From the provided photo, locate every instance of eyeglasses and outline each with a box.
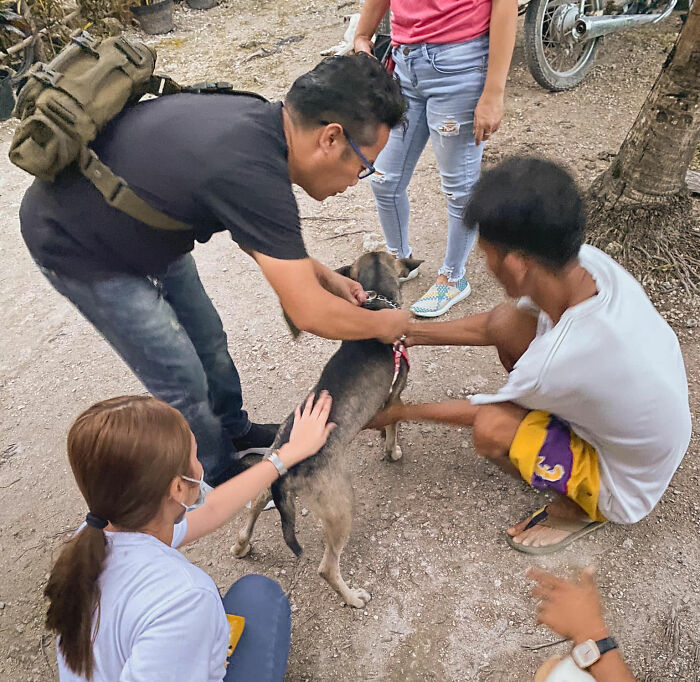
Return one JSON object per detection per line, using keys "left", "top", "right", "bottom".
{"left": 319, "top": 121, "right": 376, "bottom": 179}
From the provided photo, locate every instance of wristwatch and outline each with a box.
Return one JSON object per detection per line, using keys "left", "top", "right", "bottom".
{"left": 571, "top": 637, "right": 618, "bottom": 668}
{"left": 264, "top": 450, "right": 288, "bottom": 477}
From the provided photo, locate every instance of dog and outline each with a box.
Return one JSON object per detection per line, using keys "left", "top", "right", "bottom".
{"left": 233, "top": 251, "right": 421, "bottom": 607}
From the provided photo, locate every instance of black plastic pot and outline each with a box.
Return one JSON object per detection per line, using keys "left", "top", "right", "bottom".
{"left": 186, "top": 0, "right": 217, "bottom": 9}
{"left": 132, "top": 0, "right": 175, "bottom": 34}
{"left": 0, "top": 68, "right": 15, "bottom": 121}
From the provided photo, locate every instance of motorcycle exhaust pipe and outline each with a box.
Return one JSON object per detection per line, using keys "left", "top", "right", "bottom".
{"left": 573, "top": 0, "right": 677, "bottom": 41}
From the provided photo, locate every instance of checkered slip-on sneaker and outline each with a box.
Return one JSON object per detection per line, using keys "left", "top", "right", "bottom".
{"left": 410, "top": 277, "right": 471, "bottom": 318}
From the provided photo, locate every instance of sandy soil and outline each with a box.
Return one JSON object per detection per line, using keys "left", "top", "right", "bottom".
{"left": 0, "top": 2, "right": 698, "bottom": 680}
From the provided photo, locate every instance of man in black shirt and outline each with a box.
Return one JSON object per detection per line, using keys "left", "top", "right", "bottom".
{"left": 20, "top": 55, "right": 409, "bottom": 485}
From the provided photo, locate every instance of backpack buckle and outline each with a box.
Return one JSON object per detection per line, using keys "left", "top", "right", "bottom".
{"left": 115, "top": 36, "right": 149, "bottom": 67}
{"left": 71, "top": 32, "right": 100, "bottom": 57}
{"left": 33, "top": 64, "right": 62, "bottom": 87}
{"left": 79, "top": 148, "right": 124, "bottom": 201}
{"left": 154, "top": 75, "right": 180, "bottom": 95}
{"left": 185, "top": 81, "right": 233, "bottom": 94}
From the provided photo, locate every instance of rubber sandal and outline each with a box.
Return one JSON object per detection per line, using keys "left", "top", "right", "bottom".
{"left": 506, "top": 505, "right": 607, "bottom": 555}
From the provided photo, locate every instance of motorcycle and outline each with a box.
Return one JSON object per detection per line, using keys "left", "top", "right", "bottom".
{"left": 520, "top": 0, "right": 685, "bottom": 90}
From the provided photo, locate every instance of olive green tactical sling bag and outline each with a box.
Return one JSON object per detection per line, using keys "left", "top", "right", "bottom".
{"left": 9, "top": 31, "right": 264, "bottom": 231}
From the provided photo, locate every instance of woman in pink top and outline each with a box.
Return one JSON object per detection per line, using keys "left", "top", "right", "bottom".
{"left": 355, "top": 0, "right": 517, "bottom": 317}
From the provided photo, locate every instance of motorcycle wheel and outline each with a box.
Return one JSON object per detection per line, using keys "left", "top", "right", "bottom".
{"left": 524, "top": 0, "right": 602, "bottom": 91}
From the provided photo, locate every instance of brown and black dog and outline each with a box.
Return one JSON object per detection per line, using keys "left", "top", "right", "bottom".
{"left": 233, "top": 251, "right": 421, "bottom": 607}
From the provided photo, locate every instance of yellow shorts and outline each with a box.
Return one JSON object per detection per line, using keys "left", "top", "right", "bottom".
{"left": 509, "top": 410, "right": 606, "bottom": 522}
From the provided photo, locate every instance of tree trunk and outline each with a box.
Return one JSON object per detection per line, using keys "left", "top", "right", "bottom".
{"left": 592, "top": 4, "right": 700, "bottom": 204}
{"left": 588, "top": 7, "right": 700, "bottom": 298}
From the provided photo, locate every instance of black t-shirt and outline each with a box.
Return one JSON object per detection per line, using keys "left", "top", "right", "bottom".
{"left": 20, "top": 94, "right": 307, "bottom": 279}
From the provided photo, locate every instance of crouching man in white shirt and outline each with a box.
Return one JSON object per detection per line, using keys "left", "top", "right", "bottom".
{"left": 368, "top": 156, "right": 691, "bottom": 555}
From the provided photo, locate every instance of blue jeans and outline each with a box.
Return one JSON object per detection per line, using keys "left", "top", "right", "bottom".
{"left": 37, "top": 254, "right": 249, "bottom": 483}
{"left": 371, "top": 35, "right": 489, "bottom": 282}
{"left": 223, "top": 575, "right": 291, "bottom": 681}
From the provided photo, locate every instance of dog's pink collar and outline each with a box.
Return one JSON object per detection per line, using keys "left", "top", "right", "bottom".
{"left": 391, "top": 339, "right": 410, "bottom": 389}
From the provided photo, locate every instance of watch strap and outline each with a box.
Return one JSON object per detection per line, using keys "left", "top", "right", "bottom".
{"left": 264, "top": 450, "right": 288, "bottom": 477}
{"left": 595, "top": 636, "right": 618, "bottom": 656}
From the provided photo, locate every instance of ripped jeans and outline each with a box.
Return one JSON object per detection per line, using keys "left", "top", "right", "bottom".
{"left": 371, "top": 35, "right": 489, "bottom": 282}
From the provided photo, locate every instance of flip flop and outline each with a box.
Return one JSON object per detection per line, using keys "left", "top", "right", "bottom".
{"left": 506, "top": 505, "right": 607, "bottom": 555}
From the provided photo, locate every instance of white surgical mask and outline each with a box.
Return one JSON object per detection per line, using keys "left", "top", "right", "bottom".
{"left": 179, "top": 472, "right": 213, "bottom": 512}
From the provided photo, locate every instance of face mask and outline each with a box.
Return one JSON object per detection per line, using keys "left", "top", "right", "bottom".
{"left": 179, "top": 472, "right": 213, "bottom": 512}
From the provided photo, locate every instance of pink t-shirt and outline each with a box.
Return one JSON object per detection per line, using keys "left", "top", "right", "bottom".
{"left": 390, "top": 0, "right": 492, "bottom": 45}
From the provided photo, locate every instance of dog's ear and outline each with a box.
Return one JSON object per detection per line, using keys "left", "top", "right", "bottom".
{"left": 394, "top": 257, "right": 424, "bottom": 279}
{"left": 335, "top": 264, "right": 353, "bottom": 279}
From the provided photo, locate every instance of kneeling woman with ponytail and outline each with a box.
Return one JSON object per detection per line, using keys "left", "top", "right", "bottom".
{"left": 45, "top": 392, "right": 335, "bottom": 681}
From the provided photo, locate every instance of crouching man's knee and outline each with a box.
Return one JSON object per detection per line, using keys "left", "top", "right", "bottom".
{"left": 472, "top": 404, "right": 524, "bottom": 460}
{"left": 484, "top": 303, "right": 518, "bottom": 342}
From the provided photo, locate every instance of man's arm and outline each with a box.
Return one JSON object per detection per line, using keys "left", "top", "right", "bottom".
{"left": 473, "top": 0, "right": 518, "bottom": 144}
{"left": 528, "top": 567, "right": 637, "bottom": 682}
{"left": 367, "top": 400, "right": 480, "bottom": 429}
{"left": 253, "top": 251, "right": 408, "bottom": 343}
{"left": 353, "top": 0, "right": 391, "bottom": 55}
{"left": 406, "top": 312, "right": 492, "bottom": 347}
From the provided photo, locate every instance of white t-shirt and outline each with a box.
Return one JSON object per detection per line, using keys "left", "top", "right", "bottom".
{"left": 471, "top": 245, "right": 691, "bottom": 524}
{"left": 57, "top": 518, "right": 230, "bottom": 682}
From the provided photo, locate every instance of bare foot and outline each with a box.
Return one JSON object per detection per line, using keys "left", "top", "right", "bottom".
{"left": 507, "top": 499, "right": 592, "bottom": 550}
{"left": 436, "top": 274, "right": 458, "bottom": 286}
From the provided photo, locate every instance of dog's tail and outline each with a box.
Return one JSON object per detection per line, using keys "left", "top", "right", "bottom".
{"left": 271, "top": 479, "right": 303, "bottom": 557}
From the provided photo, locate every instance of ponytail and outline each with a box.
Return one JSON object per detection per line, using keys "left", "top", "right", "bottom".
{"left": 44, "top": 395, "right": 192, "bottom": 679}
{"left": 45, "top": 524, "right": 107, "bottom": 680}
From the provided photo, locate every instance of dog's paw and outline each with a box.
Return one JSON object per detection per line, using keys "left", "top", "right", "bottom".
{"left": 389, "top": 444, "right": 403, "bottom": 461}
{"left": 232, "top": 540, "right": 251, "bottom": 558}
{"left": 345, "top": 588, "right": 372, "bottom": 608}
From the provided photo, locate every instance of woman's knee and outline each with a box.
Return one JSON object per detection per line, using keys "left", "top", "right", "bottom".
{"left": 223, "top": 575, "right": 290, "bottom": 682}
{"left": 370, "top": 168, "right": 403, "bottom": 198}
{"left": 224, "top": 574, "right": 290, "bottom": 616}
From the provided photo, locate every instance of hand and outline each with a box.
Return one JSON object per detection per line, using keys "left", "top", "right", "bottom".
{"left": 473, "top": 91, "right": 504, "bottom": 145}
{"left": 528, "top": 566, "right": 609, "bottom": 644}
{"left": 324, "top": 270, "right": 367, "bottom": 305}
{"left": 353, "top": 35, "right": 374, "bottom": 55}
{"left": 282, "top": 392, "right": 336, "bottom": 466}
{"left": 374, "top": 308, "right": 411, "bottom": 344}
{"left": 365, "top": 404, "right": 404, "bottom": 430}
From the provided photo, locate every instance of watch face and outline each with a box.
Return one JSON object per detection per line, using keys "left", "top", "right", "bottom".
{"left": 572, "top": 640, "right": 600, "bottom": 668}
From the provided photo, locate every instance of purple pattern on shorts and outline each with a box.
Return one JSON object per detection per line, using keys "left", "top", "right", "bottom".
{"left": 531, "top": 416, "right": 573, "bottom": 496}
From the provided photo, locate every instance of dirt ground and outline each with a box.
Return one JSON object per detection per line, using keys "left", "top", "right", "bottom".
{"left": 1, "top": 2, "right": 698, "bottom": 681}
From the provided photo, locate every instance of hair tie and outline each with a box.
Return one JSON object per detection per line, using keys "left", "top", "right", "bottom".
{"left": 85, "top": 512, "right": 108, "bottom": 530}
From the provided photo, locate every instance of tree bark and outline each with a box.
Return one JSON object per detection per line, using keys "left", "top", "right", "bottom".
{"left": 593, "top": 4, "right": 700, "bottom": 205}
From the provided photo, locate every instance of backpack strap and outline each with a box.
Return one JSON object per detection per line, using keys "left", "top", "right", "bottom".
{"left": 146, "top": 74, "right": 183, "bottom": 97}
{"left": 79, "top": 147, "right": 191, "bottom": 231}
{"left": 76, "top": 77, "right": 267, "bottom": 232}
{"left": 78, "top": 73, "right": 190, "bottom": 231}
{"left": 183, "top": 81, "right": 268, "bottom": 102}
